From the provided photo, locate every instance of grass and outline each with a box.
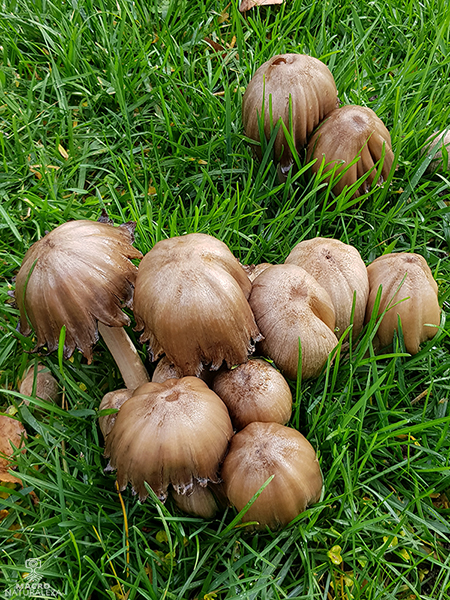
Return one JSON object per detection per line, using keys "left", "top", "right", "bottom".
{"left": 0, "top": 0, "right": 450, "bottom": 598}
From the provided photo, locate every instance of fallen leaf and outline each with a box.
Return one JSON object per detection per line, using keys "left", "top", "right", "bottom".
{"left": 239, "top": 0, "right": 284, "bottom": 12}
{"left": 58, "top": 144, "right": 69, "bottom": 159}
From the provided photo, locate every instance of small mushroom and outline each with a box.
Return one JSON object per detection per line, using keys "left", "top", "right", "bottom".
{"left": 213, "top": 358, "right": 292, "bottom": 430}
{"left": 104, "top": 377, "right": 233, "bottom": 501}
{"left": 285, "top": 237, "right": 369, "bottom": 338}
{"left": 14, "top": 219, "right": 149, "bottom": 390}
{"left": 306, "top": 105, "right": 394, "bottom": 197}
{"left": 170, "top": 482, "right": 226, "bottom": 519}
{"left": 134, "top": 233, "right": 262, "bottom": 376}
{"left": 423, "top": 130, "right": 450, "bottom": 172}
{"left": 98, "top": 388, "right": 134, "bottom": 439}
{"left": 366, "top": 253, "right": 441, "bottom": 354}
{"left": 0, "top": 414, "right": 27, "bottom": 485}
{"left": 221, "top": 421, "right": 322, "bottom": 530}
{"left": 249, "top": 264, "right": 338, "bottom": 380}
{"left": 242, "top": 54, "right": 338, "bottom": 175}
{"left": 241, "top": 262, "right": 272, "bottom": 283}
{"left": 19, "top": 363, "right": 60, "bottom": 405}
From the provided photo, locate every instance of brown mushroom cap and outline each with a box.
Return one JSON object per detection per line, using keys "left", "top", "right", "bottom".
{"left": 134, "top": 233, "right": 262, "bottom": 376}
{"left": 104, "top": 377, "right": 234, "bottom": 501}
{"left": 170, "top": 482, "right": 226, "bottom": 519}
{"left": 221, "top": 421, "right": 323, "bottom": 530}
{"left": 424, "top": 130, "right": 450, "bottom": 172}
{"left": 0, "top": 414, "right": 27, "bottom": 485}
{"left": 98, "top": 388, "right": 134, "bottom": 439}
{"left": 286, "top": 237, "right": 369, "bottom": 338}
{"left": 15, "top": 220, "right": 142, "bottom": 362}
{"left": 213, "top": 358, "right": 292, "bottom": 430}
{"left": 243, "top": 54, "right": 338, "bottom": 174}
{"left": 306, "top": 105, "right": 394, "bottom": 197}
{"left": 19, "top": 363, "right": 60, "bottom": 405}
{"left": 366, "top": 253, "right": 441, "bottom": 354}
{"left": 249, "top": 264, "right": 338, "bottom": 380}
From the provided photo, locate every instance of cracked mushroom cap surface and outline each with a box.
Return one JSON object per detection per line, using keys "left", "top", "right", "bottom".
{"left": 133, "top": 233, "right": 262, "bottom": 376}
{"left": 286, "top": 237, "right": 369, "bottom": 338}
{"left": 221, "top": 421, "right": 323, "bottom": 530}
{"left": 104, "top": 377, "right": 233, "bottom": 501}
{"left": 249, "top": 264, "right": 338, "bottom": 380}
{"left": 15, "top": 219, "right": 142, "bottom": 362}
{"left": 242, "top": 54, "right": 338, "bottom": 174}
{"left": 306, "top": 105, "right": 394, "bottom": 197}
{"left": 366, "top": 253, "right": 440, "bottom": 354}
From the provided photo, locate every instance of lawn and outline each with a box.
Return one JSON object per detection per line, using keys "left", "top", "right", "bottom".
{"left": 1, "top": 0, "right": 450, "bottom": 598}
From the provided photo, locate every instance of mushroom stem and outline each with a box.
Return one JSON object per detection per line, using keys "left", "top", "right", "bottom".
{"left": 98, "top": 323, "right": 149, "bottom": 389}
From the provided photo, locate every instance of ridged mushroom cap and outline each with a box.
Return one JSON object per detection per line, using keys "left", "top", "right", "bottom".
{"left": 249, "top": 264, "right": 338, "bottom": 380}
{"left": 366, "top": 253, "right": 440, "bottom": 354}
{"left": 213, "top": 358, "right": 292, "bottom": 430}
{"left": 221, "top": 422, "right": 323, "bottom": 530}
{"left": 306, "top": 105, "right": 394, "bottom": 197}
{"left": 15, "top": 220, "right": 142, "bottom": 362}
{"left": 243, "top": 54, "right": 338, "bottom": 175}
{"left": 134, "top": 233, "right": 262, "bottom": 376}
{"left": 243, "top": 54, "right": 338, "bottom": 174}
{"left": 286, "top": 237, "right": 369, "bottom": 338}
{"left": 98, "top": 388, "right": 134, "bottom": 439}
{"left": 104, "top": 377, "right": 233, "bottom": 501}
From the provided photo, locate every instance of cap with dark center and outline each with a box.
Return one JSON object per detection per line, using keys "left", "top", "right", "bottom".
{"left": 221, "top": 421, "right": 323, "bottom": 530}
{"left": 104, "top": 377, "right": 234, "bottom": 501}
{"left": 243, "top": 54, "right": 338, "bottom": 175}
{"left": 306, "top": 105, "right": 394, "bottom": 197}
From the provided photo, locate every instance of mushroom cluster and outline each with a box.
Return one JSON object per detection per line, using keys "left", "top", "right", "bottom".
{"left": 243, "top": 53, "right": 395, "bottom": 196}
{"left": 12, "top": 218, "right": 441, "bottom": 530}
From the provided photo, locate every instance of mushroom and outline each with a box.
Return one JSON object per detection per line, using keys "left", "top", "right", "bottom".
{"left": 241, "top": 262, "right": 272, "bottom": 283}
{"left": 366, "top": 253, "right": 441, "bottom": 354}
{"left": 104, "top": 377, "right": 233, "bottom": 501}
{"left": 151, "top": 356, "right": 214, "bottom": 386}
{"left": 170, "top": 482, "right": 226, "bottom": 519}
{"left": 15, "top": 218, "right": 149, "bottom": 389}
{"left": 98, "top": 388, "right": 134, "bottom": 439}
{"left": 306, "top": 105, "right": 394, "bottom": 197}
{"left": 0, "top": 414, "right": 27, "bottom": 485}
{"left": 243, "top": 54, "right": 338, "bottom": 176}
{"left": 249, "top": 264, "right": 338, "bottom": 380}
{"left": 19, "top": 363, "right": 60, "bottom": 405}
{"left": 133, "top": 233, "right": 262, "bottom": 376}
{"left": 213, "top": 358, "right": 292, "bottom": 430}
{"left": 423, "top": 130, "right": 450, "bottom": 172}
{"left": 221, "top": 421, "right": 322, "bottom": 530}
{"left": 285, "top": 237, "right": 369, "bottom": 338}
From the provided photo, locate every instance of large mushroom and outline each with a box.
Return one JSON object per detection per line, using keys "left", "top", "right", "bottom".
{"left": 104, "top": 377, "right": 233, "bottom": 501}
{"left": 133, "top": 233, "right": 262, "bottom": 376}
{"left": 242, "top": 54, "right": 339, "bottom": 176}
{"left": 221, "top": 422, "right": 323, "bottom": 530}
{"left": 366, "top": 253, "right": 441, "bottom": 354}
{"left": 249, "top": 264, "right": 338, "bottom": 380}
{"left": 306, "top": 105, "right": 394, "bottom": 197}
{"left": 285, "top": 237, "right": 369, "bottom": 338}
{"left": 14, "top": 218, "right": 149, "bottom": 389}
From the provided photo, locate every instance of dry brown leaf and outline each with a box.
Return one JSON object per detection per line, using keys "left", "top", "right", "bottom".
{"left": 239, "top": 0, "right": 284, "bottom": 12}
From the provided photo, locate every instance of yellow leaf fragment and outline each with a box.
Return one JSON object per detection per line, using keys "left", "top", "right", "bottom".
{"left": 327, "top": 545, "right": 343, "bottom": 565}
{"left": 58, "top": 144, "right": 69, "bottom": 159}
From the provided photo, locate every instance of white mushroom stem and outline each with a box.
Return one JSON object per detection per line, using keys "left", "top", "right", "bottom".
{"left": 98, "top": 323, "right": 149, "bottom": 389}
